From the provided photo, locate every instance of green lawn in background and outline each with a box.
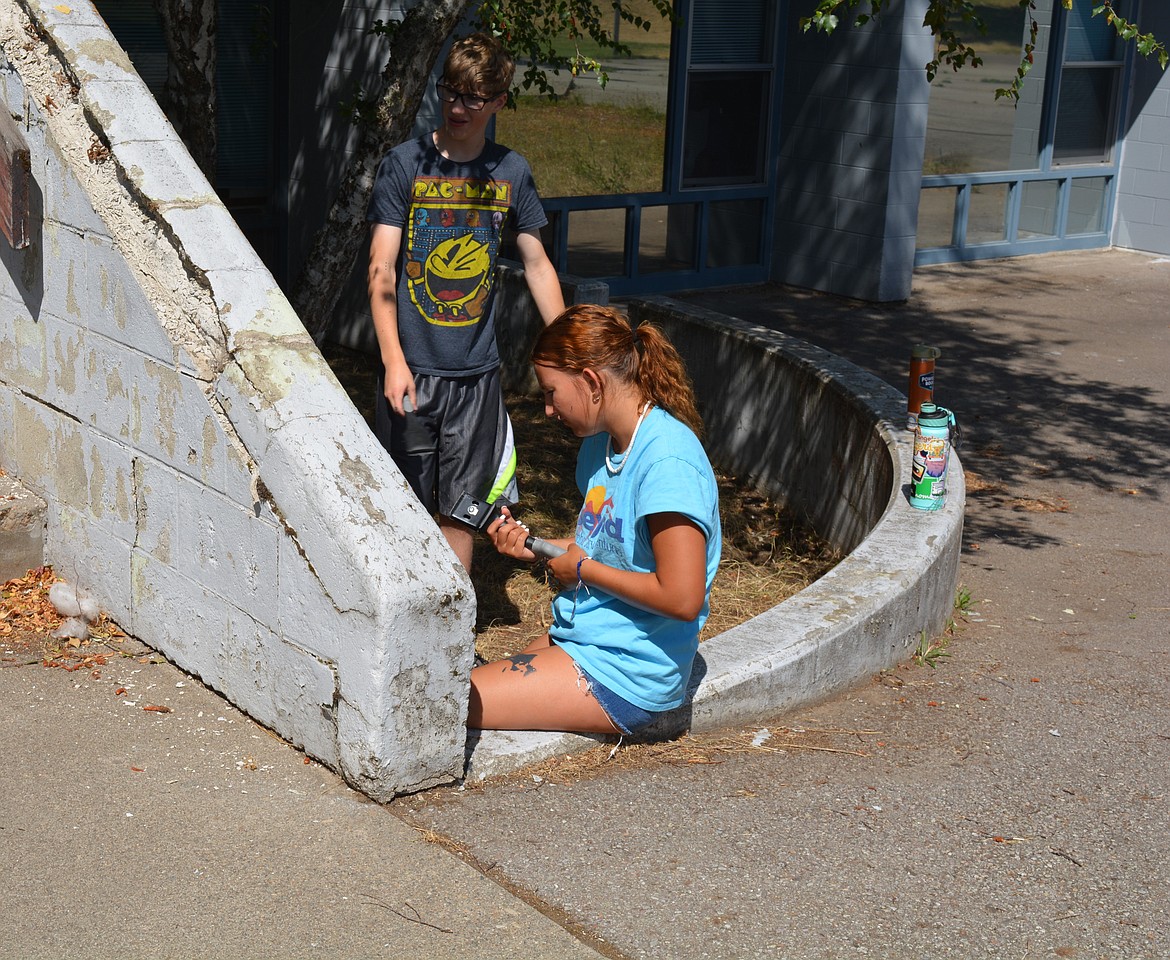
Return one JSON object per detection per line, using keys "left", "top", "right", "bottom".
{"left": 495, "top": 95, "right": 666, "bottom": 197}
{"left": 493, "top": 0, "right": 670, "bottom": 197}
{"left": 546, "top": 0, "right": 673, "bottom": 60}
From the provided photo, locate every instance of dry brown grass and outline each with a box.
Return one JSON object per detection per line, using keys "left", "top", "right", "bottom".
{"left": 471, "top": 394, "right": 840, "bottom": 661}
{"left": 320, "top": 344, "right": 840, "bottom": 662}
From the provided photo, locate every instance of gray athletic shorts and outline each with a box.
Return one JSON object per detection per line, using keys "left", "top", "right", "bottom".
{"left": 374, "top": 368, "right": 520, "bottom": 517}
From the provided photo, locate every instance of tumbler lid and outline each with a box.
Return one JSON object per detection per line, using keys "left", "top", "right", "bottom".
{"left": 917, "top": 402, "right": 951, "bottom": 426}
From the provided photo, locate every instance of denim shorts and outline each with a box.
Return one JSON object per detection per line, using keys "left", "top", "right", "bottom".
{"left": 571, "top": 659, "right": 657, "bottom": 736}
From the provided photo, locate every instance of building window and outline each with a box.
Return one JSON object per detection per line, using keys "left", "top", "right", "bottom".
{"left": 680, "top": 0, "right": 772, "bottom": 189}
{"left": 1052, "top": 0, "right": 1126, "bottom": 164}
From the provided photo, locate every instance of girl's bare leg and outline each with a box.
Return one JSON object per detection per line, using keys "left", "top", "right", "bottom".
{"left": 468, "top": 635, "right": 619, "bottom": 734}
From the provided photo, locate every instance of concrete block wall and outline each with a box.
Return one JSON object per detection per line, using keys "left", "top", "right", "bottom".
{"left": 0, "top": 472, "right": 44, "bottom": 581}
{"left": 773, "top": 0, "right": 934, "bottom": 302}
{"left": 0, "top": 0, "right": 474, "bottom": 800}
{"left": 1007, "top": 0, "right": 1054, "bottom": 172}
{"left": 1114, "top": 5, "right": 1170, "bottom": 256}
{"left": 634, "top": 299, "right": 894, "bottom": 555}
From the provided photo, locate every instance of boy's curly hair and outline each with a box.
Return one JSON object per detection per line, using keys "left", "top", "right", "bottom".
{"left": 443, "top": 32, "right": 515, "bottom": 96}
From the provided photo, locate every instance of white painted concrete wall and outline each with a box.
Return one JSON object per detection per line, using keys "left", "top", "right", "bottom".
{"left": 0, "top": 0, "right": 474, "bottom": 799}
{"left": 1114, "top": 5, "right": 1170, "bottom": 257}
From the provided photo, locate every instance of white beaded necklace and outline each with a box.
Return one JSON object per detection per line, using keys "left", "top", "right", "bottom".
{"left": 605, "top": 401, "right": 652, "bottom": 474}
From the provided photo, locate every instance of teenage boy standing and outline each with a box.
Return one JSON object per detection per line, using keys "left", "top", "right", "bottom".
{"left": 367, "top": 33, "right": 565, "bottom": 572}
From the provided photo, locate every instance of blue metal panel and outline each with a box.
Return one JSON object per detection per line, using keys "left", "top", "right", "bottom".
{"left": 541, "top": 187, "right": 773, "bottom": 294}
{"left": 917, "top": 169, "right": 1114, "bottom": 262}
{"left": 915, "top": 230, "right": 1109, "bottom": 266}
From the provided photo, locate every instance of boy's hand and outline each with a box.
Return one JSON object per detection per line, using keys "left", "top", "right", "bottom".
{"left": 382, "top": 360, "right": 416, "bottom": 416}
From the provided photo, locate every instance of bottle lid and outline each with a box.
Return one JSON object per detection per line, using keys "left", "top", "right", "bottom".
{"left": 917, "top": 402, "right": 950, "bottom": 426}
{"left": 911, "top": 344, "right": 942, "bottom": 360}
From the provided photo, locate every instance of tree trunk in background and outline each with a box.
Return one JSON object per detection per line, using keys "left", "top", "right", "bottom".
{"left": 152, "top": 0, "right": 217, "bottom": 184}
{"left": 293, "top": 0, "right": 476, "bottom": 342}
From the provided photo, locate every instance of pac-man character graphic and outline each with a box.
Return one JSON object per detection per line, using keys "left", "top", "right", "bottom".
{"left": 420, "top": 234, "right": 493, "bottom": 323}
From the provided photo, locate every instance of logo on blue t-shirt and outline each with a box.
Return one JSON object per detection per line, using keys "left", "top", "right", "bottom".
{"left": 578, "top": 485, "right": 625, "bottom": 544}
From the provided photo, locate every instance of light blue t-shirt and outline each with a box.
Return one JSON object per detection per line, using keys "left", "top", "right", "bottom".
{"left": 550, "top": 408, "right": 722, "bottom": 712}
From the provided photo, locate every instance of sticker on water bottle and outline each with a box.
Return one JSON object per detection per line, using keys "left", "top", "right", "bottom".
{"left": 911, "top": 436, "right": 948, "bottom": 504}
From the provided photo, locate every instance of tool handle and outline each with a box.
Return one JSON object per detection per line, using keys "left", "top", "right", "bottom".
{"left": 525, "top": 536, "right": 566, "bottom": 559}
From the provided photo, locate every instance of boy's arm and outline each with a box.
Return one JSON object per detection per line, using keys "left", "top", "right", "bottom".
{"left": 367, "top": 223, "right": 415, "bottom": 414}
{"left": 514, "top": 228, "right": 566, "bottom": 326}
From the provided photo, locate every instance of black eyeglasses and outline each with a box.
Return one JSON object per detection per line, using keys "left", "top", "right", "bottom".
{"left": 436, "top": 82, "right": 502, "bottom": 112}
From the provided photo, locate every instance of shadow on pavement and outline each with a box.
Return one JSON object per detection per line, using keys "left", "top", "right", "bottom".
{"left": 677, "top": 252, "right": 1170, "bottom": 554}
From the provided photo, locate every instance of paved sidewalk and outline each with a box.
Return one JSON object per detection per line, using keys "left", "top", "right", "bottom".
{"left": 3, "top": 249, "right": 1168, "bottom": 959}
{"left": 0, "top": 637, "right": 599, "bottom": 960}
{"left": 398, "top": 249, "right": 1170, "bottom": 959}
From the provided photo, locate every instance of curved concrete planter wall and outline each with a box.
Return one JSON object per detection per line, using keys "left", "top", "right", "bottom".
{"left": 468, "top": 298, "right": 965, "bottom": 777}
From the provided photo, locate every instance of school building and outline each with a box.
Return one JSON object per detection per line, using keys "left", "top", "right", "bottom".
{"left": 95, "top": 0, "right": 1170, "bottom": 310}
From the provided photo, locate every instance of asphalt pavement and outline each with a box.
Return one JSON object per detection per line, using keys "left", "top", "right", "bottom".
{"left": 3, "top": 249, "right": 1168, "bottom": 959}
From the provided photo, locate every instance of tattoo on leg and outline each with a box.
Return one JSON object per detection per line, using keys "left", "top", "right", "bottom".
{"left": 503, "top": 653, "right": 537, "bottom": 676}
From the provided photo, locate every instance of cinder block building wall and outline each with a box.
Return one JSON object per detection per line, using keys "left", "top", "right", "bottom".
{"left": 1114, "top": 6, "right": 1170, "bottom": 256}
{"left": 772, "top": 0, "right": 935, "bottom": 302}
{"left": 0, "top": 0, "right": 473, "bottom": 800}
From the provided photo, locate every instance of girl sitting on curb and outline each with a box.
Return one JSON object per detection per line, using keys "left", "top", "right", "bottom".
{"left": 468, "top": 304, "right": 722, "bottom": 736}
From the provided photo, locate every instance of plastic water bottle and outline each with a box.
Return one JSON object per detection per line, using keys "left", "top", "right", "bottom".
{"left": 909, "top": 402, "right": 956, "bottom": 511}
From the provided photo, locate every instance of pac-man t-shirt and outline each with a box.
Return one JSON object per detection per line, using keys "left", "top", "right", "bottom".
{"left": 367, "top": 136, "right": 548, "bottom": 376}
{"left": 549, "top": 408, "right": 722, "bottom": 713}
